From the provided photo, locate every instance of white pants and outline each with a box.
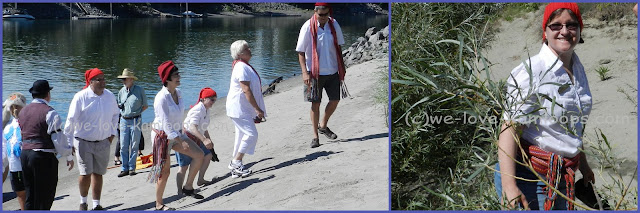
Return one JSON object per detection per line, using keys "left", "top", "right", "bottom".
{"left": 230, "top": 117, "right": 259, "bottom": 157}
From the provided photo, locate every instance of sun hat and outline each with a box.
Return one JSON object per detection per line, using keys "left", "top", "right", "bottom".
{"left": 117, "top": 68, "right": 138, "bottom": 80}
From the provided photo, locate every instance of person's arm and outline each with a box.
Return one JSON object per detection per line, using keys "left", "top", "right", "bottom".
{"left": 47, "top": 110, "right": 74, "bottom": 170}
{"left": 189, "top": 124, "right": 212, "bottom": 149}
{"left": 140, "top": 86, "right": 149, "bottom": 112}
{"left": 497, "top": 122, "right": 528, "bottom": 209}
{"left": 156, "top": 91, "right": 182, "bottom": 142}
{"left": 634, "top": 3, "right": 637, "bottom": 17}
{"left": 240, "top": 81, "right": 264, "bottom": 119}
{"left": 298, "top": 52, "right": 311, "bottom": 86}
{"left": 578, "top": 148, "right": 595, "bottom": 185}
{"left": 64, "top": 95, "right": 80, "bottom": 148}
{"left": 2, "top": 132, "right": 9, "bottom": 181}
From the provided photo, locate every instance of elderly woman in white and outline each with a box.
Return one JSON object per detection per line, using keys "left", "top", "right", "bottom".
{"left": 226, "top": 40, "right": 266, "bottom": 178}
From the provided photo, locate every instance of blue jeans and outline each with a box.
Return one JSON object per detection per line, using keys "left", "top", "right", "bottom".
{"left": 119, "top": 117, "right": 141, "bottom": 171}
{"left": 494, "top": 163, "right": 567, "bottom": 210}
{"left": 175, "top": 142, "right": 211, "bottom": 167}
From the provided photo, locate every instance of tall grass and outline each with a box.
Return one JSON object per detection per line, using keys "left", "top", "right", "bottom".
{"left": 391, "top": 3, "right": 637, "bottom": 210}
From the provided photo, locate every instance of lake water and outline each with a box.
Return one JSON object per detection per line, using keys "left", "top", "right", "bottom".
{"left": 2, "top": 15, "right": 388, "bottom": 123}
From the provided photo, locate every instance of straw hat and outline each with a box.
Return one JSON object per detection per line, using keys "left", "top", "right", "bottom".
{"left": 117, "top": 68, "right": 138, "bottom": 80}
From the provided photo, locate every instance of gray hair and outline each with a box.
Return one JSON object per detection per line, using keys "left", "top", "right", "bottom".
{"left": 230, "top": 40, "right": 249, "bottom": 60}
{"left": 314, "top": 6, "right": 328, "bottom": 11}
{"left": 2, "top": 92, "right": 26, "bottom": 128}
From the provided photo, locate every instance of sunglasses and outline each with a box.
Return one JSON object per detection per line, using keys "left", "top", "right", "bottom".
{"left": 547, "top": 23, "right": 579, "bottom": 31}
{"left": 91, "top": 78, "right": 105, "bottom": 82}
{"left": 317, "top": 12, "right": 329, "bottom": 17}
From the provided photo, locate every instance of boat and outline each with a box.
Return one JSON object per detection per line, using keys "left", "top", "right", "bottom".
{"left": 182, "top": 10, "right": 203, "bottom": 18}
{"left": 3, "top": 8, "right": 35, "bottom": 20}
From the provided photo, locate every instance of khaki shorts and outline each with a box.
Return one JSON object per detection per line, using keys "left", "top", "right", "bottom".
{"left": 74, "top": 137, "right": 111, "bottom": 175}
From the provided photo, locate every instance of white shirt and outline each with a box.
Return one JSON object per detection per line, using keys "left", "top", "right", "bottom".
{"left": 503, "top": 44, "right": 592, "bottom": 157}
{"left": 3, "top": 119, "right": 22, "bottom": 171}
{"left": 64, "top": 88, "right": 120, "bottom": 145}
{"left": 184, "top": 102, "right": 210, "bottom": 133}
{"left": 28, "top": 99, "right": 74, "bottom": 161}
{"left": 295, "top": 18, "right": 345, "bottom": 76}
{"left": 226, "top": 61, "right": 267, "bottom": 119}
{"left": 152, "top": 86, "right": 185, "bottom": 140}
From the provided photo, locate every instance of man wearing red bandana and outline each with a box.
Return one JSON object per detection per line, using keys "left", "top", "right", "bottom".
{"left": 64, "top": 68, "right": 119, "bottom": 210}
{"left": 296, "top": 3, "right": 348, "bottom": 148}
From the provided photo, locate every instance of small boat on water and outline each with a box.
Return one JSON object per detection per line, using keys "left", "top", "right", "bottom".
{"left": 182, "top": 10, "right": 203, "bottom": 18}
{"left": 3, "top": 9, "right": 35, "bottom": 20}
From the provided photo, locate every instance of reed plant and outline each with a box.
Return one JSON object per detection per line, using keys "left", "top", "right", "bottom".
{"left": 391, "top": 2, "right": 637, "bottom": 210}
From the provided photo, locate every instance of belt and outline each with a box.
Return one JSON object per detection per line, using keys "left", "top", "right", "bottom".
{"left": 75, "top": 137, "right": 105, "bottom": 143}
{"left": 122, "top": 115, "right": 141, "bottom": 120}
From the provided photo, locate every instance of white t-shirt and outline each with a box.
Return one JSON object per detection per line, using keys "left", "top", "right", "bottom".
{"left": 64, "top": 88, "right": 119, "bottom": 144}
{"left": 184, "top": 102, "right": 210, "bottom": 133}
{"left": 152, "top": 86, "right": 185, "bottom": 140}
{"left": 3, "top": 119, "right": 22, "bottom": 172}
{"left": 226, "top": 61, "right": 267, "bottom": 119}
{"left": 295, "top": 18, "right": 345, "bottom": 76}
{"left": 503, "top": 44, "right": 592, "bottom": 157}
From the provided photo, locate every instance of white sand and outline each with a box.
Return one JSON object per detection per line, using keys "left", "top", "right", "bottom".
{"left": 2, "top": 58, "right": 389, "bottom": 210}
{"left": 484, "top": 6, "right": 637, "bottom": 192}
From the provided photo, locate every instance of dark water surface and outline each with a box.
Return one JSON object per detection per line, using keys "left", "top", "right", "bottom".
{"left": 2, "top": 15, "right": 387, "bottom": 123}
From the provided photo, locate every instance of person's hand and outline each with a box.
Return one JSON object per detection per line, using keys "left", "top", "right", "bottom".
{"left": 302, "top": 72, "right": 311, "bottom": 86}
{"left": 67, "top": 160, "right": 74, "bottom": 171}
{"left": 580, "top": 163, "right": 595, "bottom": 186}
{"left": 72, "top": 147, "right": 76, "bottom": 156}
{"left": 255, "top": 108, "right": 265, "bottom": 119}
{"left": 203, "top": 138, "right": 213, "bottom": 150}
{"left": 633, "top": 3, "right": 638, "bottom": 17}
{"left": 502, "top": 184, "right": 529, "bottom": 210}
{"left": 108, "top": 135, "right": 115, "bottom": 143}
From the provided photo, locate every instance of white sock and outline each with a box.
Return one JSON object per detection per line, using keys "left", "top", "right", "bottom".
{"left": 232, "top": 159, "right": 242, "bottom": 165}
{"left": 80, "top": 196, "right": 87, "bottom": 204}
{"left": 92, "top": 200, "right": 100, "bottom": 208}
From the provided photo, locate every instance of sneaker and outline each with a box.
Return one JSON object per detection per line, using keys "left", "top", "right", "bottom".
{"left": 92, "top": 205, "right": 104, "bottom": 210}
{"left": 79, "top": 203, "right": 88, "bottom": 211}
{"left": 117, "top": 170, "right": 129, "bottom": 177}
{"left": 318, "top": 127, "right": 337, "bottom": 139}
{"left": 310, "top": 138, "right": 320, "bottom": 148}
{"left": 228, "top": 161, "right": 252, "bottom": 178}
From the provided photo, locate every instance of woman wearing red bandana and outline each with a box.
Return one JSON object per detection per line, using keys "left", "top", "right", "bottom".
{"left": 149, "top": 61, "right": 206, "bottom": 210}
{"left": 174, "top": 87, "right": 217, "bottom": 195}
{"left": 296, "top": 3, "right": 348, "bottom": 148}
{"left": 495, "top": 3, "right": 594, "bottom": 210}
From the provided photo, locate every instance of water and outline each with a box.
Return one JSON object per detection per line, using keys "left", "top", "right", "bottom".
{"left": 2, "top": 15, "right": 388, "bottom": 123}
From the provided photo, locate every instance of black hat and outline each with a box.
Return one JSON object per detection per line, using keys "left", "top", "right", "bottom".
{"left": 29, "top": 80, "right": 53, "bottom": 95}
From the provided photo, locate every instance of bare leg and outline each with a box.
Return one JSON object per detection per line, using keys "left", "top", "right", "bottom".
{"left": 310, "top": 102, "right": 321, "bottom": 139}
{"left": 234, "top": 152, "right": 245, "bottom": 161}
{"left": 155, "top": 159, "right": 171, "bottom": 209}
{"left": 320, "top": 100, "right": 339, "bottom": 128}
{"left": 91, "top": 174, "right": 103, "bottom": 200}
{"left": 173, "top": 140, "right": 203, "bottom": 191}
{"left": 16, "top": 190, "right": 26, "bottom": 210}
{"left": 197, "top": 153, "right": 212, "bottom": 185}
{"left": 176, "top": 166, "right": 188, "bottom": 195}
{"left": 78, "top": 175, "right": 91, "bottom": 198}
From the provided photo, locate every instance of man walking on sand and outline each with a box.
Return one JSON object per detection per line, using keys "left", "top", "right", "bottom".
{"left": 19, "top": 80, "right": 74, "bottom": 210}
{"left": 64, "top": 68, "right": 119, "bottom": 211}
{"left": 296, "top": 2, "right": 350, "bottom": 148}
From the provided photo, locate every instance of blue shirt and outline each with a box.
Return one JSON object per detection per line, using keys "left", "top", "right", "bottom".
{"left": 118, "top": 84, "right": 148, "bottom": 118}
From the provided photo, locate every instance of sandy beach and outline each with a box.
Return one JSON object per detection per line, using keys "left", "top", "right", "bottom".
{"left": 2, "top": 58, "right": 389, "bottom": 210}
{"left": 484, "top": 6, "right": 637, "bottom": 189}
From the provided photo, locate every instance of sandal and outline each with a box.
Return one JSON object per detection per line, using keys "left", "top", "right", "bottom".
{"left": 114, "top": 160, "right": 122, "bottom": 166}
{"left": 318, "top": 127, "right": 338, "bottom": 139}
{"left": 182, "top": 187, "right": 204, "bottom": 199}
{"left": 155, "top": 205, "right": 176, "bottom": 211}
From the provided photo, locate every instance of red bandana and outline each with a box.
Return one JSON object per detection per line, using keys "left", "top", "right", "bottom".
{"left": 84, "top": 68, "right": 103, "bottom": 89}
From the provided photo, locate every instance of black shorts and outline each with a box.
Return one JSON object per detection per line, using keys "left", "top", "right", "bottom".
{"left": 10, "top": 171, "right": 25, "bottom": 192}
{"left": 304, "top": 72, "right": 340, "bottom": 102}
